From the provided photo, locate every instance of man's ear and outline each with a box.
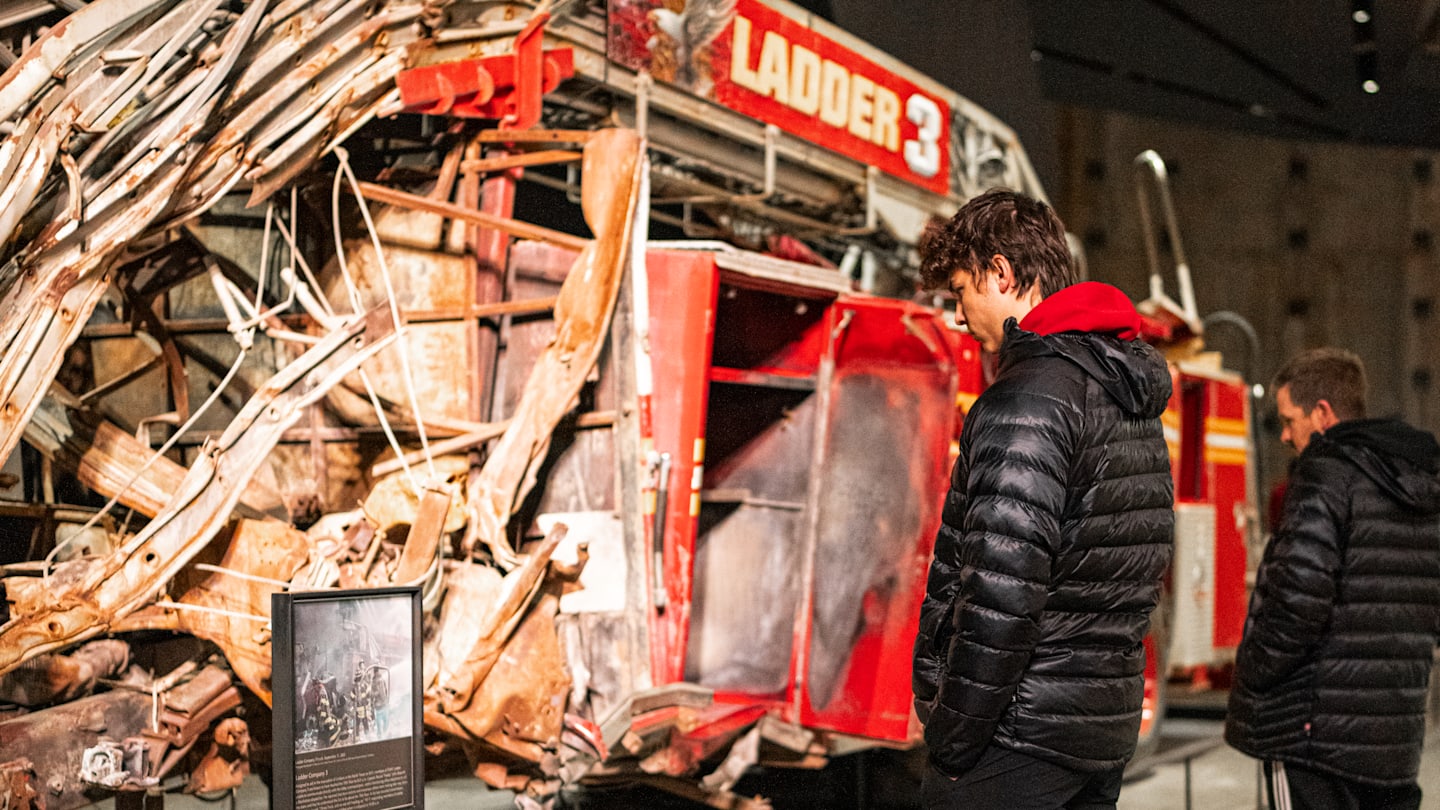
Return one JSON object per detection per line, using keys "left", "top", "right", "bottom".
{"left": 1312, "top": 399, "right": 1340, "bottom": 431}
{"left": 990, "top": 254, "right": 1015, "bottom": 292}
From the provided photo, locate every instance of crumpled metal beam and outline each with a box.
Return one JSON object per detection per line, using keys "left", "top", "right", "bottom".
{"left": 114, "top": 517, "right": 312, "bottom": 703}
{"left": 0, "top": 306, "right": 395, "bottom": 676}
{"left": 2, "top": 1, "right": 653, "bottom": 798}
{"left": 0, "top": 0, "right": 435, "bottom": 472}
{"left": 0, "top": 638, "right": 129, "bottom": 707}
{"left": 458, "top": 127, "right": 644, "bottom": 567}
{"left": 425, "top": 564, "right": 574, "bottom": 767}
{"left": 432, "top": 524, "right": 569, "bottom": 715}
{"left": 25, "top": 385, "right": 188, "bottom": 518}
{"left": 25, "top": 384, "right": 272, "bottom": 520}
{"left": 0, "top": 0, "right": 173, "bottom": 125}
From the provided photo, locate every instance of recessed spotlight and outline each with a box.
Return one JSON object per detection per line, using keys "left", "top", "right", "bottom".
{"left": 1363, "top": 79, "right": 1380, "bottom": 93}
{"left": 1353, "top": 9, "right": 1371, "bottom": 24}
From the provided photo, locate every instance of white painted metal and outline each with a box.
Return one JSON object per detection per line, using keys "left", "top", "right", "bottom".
{"left": 1169, "top": 502, "right": 1217, "bottom": 670}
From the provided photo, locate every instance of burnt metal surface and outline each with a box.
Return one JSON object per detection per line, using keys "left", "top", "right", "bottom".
{"left": 0, "top": 306, "right": 397, "bottom": 675}
{"left": 0, "top": 689, "right": 153, "bottom": 810}
{"left": 808, "top": 369, "right": 946, "bottom": 709}
{"left": 0, "top": 0, "right": 979, "bottom": 806}
{"left": 0, "top": 659, "right": 241, "bottom": 810}
{"left": 686, "top": 381, "right": 816, "bottom": 694}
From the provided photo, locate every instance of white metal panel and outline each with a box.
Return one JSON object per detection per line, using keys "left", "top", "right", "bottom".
{"left": 1168, "top": 502, "right": 1216, "bottom": 669}
{"left": 541, "top": 511, "right": 628, "bottom": 614}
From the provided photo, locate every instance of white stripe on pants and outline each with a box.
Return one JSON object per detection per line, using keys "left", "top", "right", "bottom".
{"left": 1269, "top": 760, "right": 1292, "bottom": 810}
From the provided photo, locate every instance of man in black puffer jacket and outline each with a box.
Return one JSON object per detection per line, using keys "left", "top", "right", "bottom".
{"left": 912, "top": 189, "right": 1175, "bottom": 808}
{"left": 1225, "top": 348, "right": 1440, "bottom": 810}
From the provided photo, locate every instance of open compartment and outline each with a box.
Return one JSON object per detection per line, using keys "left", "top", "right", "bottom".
{"left": 684, "top": 278, "right": 831, "bottom": 694}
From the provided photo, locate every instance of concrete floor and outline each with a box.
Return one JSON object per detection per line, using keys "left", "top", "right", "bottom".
{"left": 1118, "top": 714, "right": 1440, "bottom": 809}
{"left": 105, "top": 714, "right": 1440, "bottom": 809}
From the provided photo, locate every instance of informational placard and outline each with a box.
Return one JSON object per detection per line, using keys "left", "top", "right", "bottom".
{"left": 272, "top": 587, "right": 423, "bottom": 810}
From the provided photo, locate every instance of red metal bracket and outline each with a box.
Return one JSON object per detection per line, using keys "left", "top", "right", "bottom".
{"left": 394, "top": 13, "right": 574, "bottom": 126}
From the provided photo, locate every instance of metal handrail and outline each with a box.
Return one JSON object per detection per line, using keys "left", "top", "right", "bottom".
{"left": 1134, "top": 150, "right": 1201, "bottom": 333}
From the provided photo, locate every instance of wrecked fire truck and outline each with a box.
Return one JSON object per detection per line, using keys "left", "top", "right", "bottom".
{"left": 0, "top": 0, "right": 1257, "bottom": 807}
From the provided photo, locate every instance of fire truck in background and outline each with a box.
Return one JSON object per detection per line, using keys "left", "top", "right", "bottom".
{"left": 1131, "top": 149, "right": 1260, "bottom": 741}
{"left": 0, "top": 0, "right": 1258, "bottom": 806}
{"left": 455, "top": 0, "right": 1259, "bottom": 793}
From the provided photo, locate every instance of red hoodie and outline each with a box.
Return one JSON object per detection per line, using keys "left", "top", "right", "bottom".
{"left": 1018, "top": 281, "right": 1140, "bottom": 340}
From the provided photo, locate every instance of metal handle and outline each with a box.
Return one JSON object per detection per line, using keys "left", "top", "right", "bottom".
{"left": 651, "top": 451, "right": 672, "bottom": 611}
{"left": 1133, "top": 150, "right": 1200, "bottom": 331}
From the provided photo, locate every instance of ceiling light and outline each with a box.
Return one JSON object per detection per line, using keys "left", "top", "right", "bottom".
{"left": 1363, "top": 79, "right": 1380, "bottom": 93}
{"left": 1353, "top": 9, "right": 1371, "bottom": 24}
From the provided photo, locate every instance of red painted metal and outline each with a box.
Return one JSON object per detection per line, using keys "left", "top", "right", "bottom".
{"left": 1162, "top": 364, "right": 1184, "bottom": 487}
{"left": 1140, "top": 631, "right": 1161, "bottom": 741}
{"left": 505, "top": 12, "right": 550, "bottom": 129}
{"left": 643, "top": 250, "right": 721, "bottom": 685}
{"left": 394, "top": 48, "right": 574, "bottom": 122}
{"left": 395, "top": 59, "right": 497, "bottom": 117}
{"left": 663, "top": 703, "right": 770, "bottom": 775}
{"left": 1174, "top": 369, "right": 1250, "bottom": 652}
{"left": 792, "top": 298, "right": 958, "bottom": 742}
{"left": 470, "top": 150, "right": 521, "bottom": 427}
{"left": 709, "top": 0, "right": 952, "bottom": 195}
{"left": 607, "top": 0, "right": 953, "bottom": 194}
{"left": 951, "top": 328, "right": 984, "bottom": 440}
{"left": 638, "top": 250, "right": 972, "bottom": 747}
{"left": 1200, "top": 376, "right": 1250, "bottom": 650}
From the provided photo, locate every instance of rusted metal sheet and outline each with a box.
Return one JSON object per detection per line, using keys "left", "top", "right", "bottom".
{"left": 391, "top": 484, "right": 454, "bottom": 586}
{"left": 329, "top": 237, "right": 478, "bottom": 423}
{"left": 459, "top": 128, "right": 643, "bottom": 566}
{"left": 0, "top": 688, "right": 153, "bottom": 810}
{"left": 26, "top": 387, "right": 184, "bottom": 518}
{"left": 441, "top": 589, "right": 572, "bottom": 765}
{"left": 185, "top": 716, "right": 251, "bottom": 795}
{"left": 0, "top": 307, "right": 395, "bottom": 676}
{"left": 114, "top": 518, "right": 312, "bottom": 703}
{"left": 0, "top": 0, "right": 662, "bottom": 801}
{"left": 432, "top": 524, "right": 569, "bottom": 713}
{"left": 0, "top": 757, "right": 42, "bottom": 810}
{"left": 0, "top": 639, "right": 129, "bottom": 708}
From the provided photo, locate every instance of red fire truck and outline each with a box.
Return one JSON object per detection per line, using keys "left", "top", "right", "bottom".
{"left": 439, "top": 0, "right": 1257, "bottom": 799}
{"left": 0, "top": 0, "right": 1256, "bottom": 807}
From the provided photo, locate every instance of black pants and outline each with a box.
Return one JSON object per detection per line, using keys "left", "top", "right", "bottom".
{"left": 922, "top": 745, "right": 1125, "bottom": 809}
{"left": 1264, "top": 761, "right": 1422, "bottom": 810}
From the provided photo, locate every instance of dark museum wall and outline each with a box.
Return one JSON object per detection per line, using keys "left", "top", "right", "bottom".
{"left": 819, "top": 0, "right": 1440, "bottom": 499}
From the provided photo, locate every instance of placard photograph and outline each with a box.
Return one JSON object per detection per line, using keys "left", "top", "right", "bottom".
{"left": 272, "top": 587, "right": 423, "bottom": 810}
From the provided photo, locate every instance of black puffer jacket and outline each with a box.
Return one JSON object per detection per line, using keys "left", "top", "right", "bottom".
{"left": 1225, "top": 418, "right": 1440, "bottom": 786}
{"left": 912, "top": 317, "right": 1174, "bottom": 777}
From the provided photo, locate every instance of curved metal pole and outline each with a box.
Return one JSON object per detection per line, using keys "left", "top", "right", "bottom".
{"left": 1203, "top": 308, "right": 1266, "bottom": 550}
{"left": 1134, "top": 150, "right": 1200, "bottom": 329}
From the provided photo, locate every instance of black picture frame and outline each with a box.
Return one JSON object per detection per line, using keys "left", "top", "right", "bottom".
{"left": 271, "top": 586, "right": 424, "bottom": 810}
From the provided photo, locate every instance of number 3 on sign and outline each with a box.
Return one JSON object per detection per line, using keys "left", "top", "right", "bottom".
{"left": 904, "top": 94, "right": 941, "bottom": 179}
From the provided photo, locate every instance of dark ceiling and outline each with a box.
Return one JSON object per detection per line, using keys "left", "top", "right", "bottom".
{"left": 1024, "top": 0, "right": 1440, "bottom": 148}
{"left": 814, "top": 0, "right": 1440, "bottom": 192}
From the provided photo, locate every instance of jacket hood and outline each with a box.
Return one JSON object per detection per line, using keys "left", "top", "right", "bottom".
{"left": 1019, "top": 281, "right": 1142, "bottom": 340}
{"left": 1000, "top": 283, "right": 1171, "bottom": 419}
{"left": 1313, "top": 418, "right": 1440, "bottom": 510}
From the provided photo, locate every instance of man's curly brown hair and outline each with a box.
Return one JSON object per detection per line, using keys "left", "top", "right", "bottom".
{"left": 918, "top": 188, "right": 1075, "bottom": 297}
